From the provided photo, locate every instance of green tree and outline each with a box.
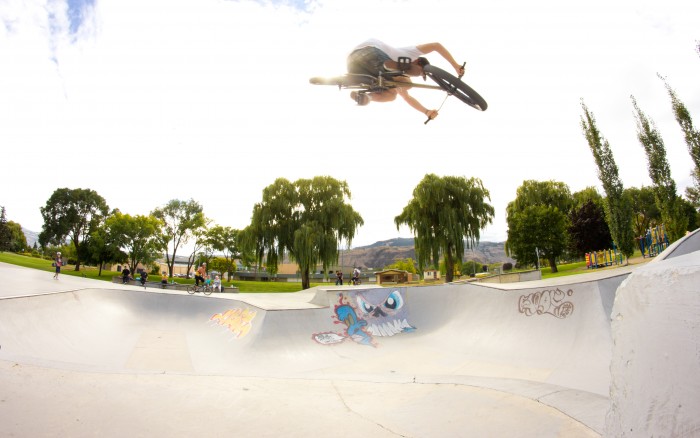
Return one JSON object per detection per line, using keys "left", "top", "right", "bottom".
{"left": 6, "top": 221, "right": 28, "bottom": 253}
{"left": 244, "top": 176, "right": 364, "bottom": 290}
{"left": 385, "top": 258, "right": 417, "bottom": 274}
{"left": 632, "top": 96, "right": 688, "bottom": 241}
{"left": 105, "top": 211, "right": 162, "bottom": 273}
{"left": 206, "top": 225, "right": 245, "bottom": 281}
{"left": 568, "top": 200, "right": 612, "bottom": 256}
{"left": 580, "top": 101, "right": 636, "bottom": 259}
{"left": 38, "top": 188, "right": 109, "bottom": 271}
{"left": 0, "top": 206, "right": 11, "bottom": 251}
{"left": 88, "top": 224, "right": 126, "bottom": 276}
{"left": 395, "top": 174, "right": 494, "bottom": 282}
{"left": 152, "top": 199, "right": 206, "bottom": 278}
{"left": 626, "top": 186, "right": 661, "bottom": 237}
{"left": 571, "top": 186, "right": 603, "bottom": 210}
{"left": 506, "top": 180, "right": 571, "bottom": 272}
{"left": 660, "top": 75, "right": 700, "bottom": 209}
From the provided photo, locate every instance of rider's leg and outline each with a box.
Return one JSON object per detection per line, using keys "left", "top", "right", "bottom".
{"left": 350, "top": 88, "right": 397, "bottom": 105}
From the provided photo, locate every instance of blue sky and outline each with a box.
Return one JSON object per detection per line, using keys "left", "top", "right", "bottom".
{"left": 1, "top": 0, "right": 699, "bottom": 248}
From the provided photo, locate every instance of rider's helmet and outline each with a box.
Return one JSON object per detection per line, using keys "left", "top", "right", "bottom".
{"left": 57, "top": 251, "right": 61, "bottom": 255}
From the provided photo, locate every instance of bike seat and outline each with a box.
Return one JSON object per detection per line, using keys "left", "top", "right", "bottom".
{"left": 383, "top": 57, "right": 422, "bottom": 77}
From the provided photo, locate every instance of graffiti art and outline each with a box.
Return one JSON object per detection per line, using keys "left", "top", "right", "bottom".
{"left": 210, "top": 308, "right": 258, "bottom": 338}
{"left": 518, "top": 288, "right": 574, "bottom": 319}
{"left": 312, "top": 289, "right": 416, "bottom": 347}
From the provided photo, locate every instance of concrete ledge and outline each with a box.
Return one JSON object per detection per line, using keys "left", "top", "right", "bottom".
{"left": 110, "top": 277, "right": 239, "bottom": 293}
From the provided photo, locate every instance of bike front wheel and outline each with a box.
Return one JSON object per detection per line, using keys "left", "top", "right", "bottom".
{"left": 423, "top": 65, "right": 488, "bottom": 111}
{"left": 204, "top": 287, "right": 212, "bottom": 296}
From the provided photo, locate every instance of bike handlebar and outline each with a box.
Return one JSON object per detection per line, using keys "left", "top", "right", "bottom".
{"left": 424, "top": 62, "right": 466, "bottom": 125}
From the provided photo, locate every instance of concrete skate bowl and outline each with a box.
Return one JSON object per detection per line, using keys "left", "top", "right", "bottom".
{"left": 1, "top": 229, "right": 698, "bottom": 437}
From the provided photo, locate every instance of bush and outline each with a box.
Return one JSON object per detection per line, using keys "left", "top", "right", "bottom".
{"left": 502, "top": 262, "right": 513, "bottom": 271}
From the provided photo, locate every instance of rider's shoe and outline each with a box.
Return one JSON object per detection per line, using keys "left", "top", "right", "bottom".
{"left": 350, "top": 91, "right": 369, "bottom": 106}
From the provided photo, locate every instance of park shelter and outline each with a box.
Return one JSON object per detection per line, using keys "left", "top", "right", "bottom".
{"left": 375, "top": 269, "right": 411, "bottom": 285}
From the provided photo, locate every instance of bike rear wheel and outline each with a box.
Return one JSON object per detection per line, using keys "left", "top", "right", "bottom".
{"left": 309, "top": 74, "right": 378, "bottom": 90}
{"left": 423, "top": 65, "right": 488, "bottom": 111}
{"left": 187, "top": 286, "right": 195, "bottom": 295}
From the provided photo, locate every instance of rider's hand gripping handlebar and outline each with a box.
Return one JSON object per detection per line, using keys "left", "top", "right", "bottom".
{"left": 424, "top": 62, "right": 466, "bottom": 125}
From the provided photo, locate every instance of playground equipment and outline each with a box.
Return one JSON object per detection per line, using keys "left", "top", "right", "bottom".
{"left": 636, "top": 224, "right": 670, "bottom": 258}
{"left": 586, "top": 246, "right": 623, "bottom": 269}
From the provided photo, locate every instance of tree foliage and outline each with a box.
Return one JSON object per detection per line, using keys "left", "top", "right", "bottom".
{"left": 385, "top": 258, "right": 417, "bottom": 274}
{"left": 626, "top": 186, "right": 661, "bottom": 237}
{"left": 206, "top": 225, "right": 245, "bottom": 281}
{"left": 87, "top": 224, "right": 126, "bottom": 276}
{"left": 568, "top": 199, "right": 612, "bottom": 256}
{"left": 632, "top": 95, "right": 688, "bottom": 241}
{"left": 6, "top": 221, "right": 28, "bottom": 253}
{"left": 660, "top": 75, "right": 700, "bottom": 209}
{"left": 580, "top": 101, "right": 636, "bottom": 258}
{"left": 152, "top": 199, "right": 206, "bottom": 278}
{"left": 395, "top": 174, "right": 494, "bottom": 282}
{"left": 0, "top": 206, "right": 11, "bottom": 251}
{"left": 244, "top": 176, "right": 364, "bottom": 290}
{"left": 506, "top": 180, "right": 571, "bottom": 272}
{"left": 39, "top": 188, "right": 109, "bottom": 270}
{"left": 105, "top": 211, "right": 163, "bottom": 273}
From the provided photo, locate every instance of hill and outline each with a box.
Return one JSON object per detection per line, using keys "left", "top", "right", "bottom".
{"left": 343, "top": 238, "right": 513, "bottom": 270}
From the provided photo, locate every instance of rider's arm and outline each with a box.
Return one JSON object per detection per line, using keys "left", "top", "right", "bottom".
{"left": 396, "top": 83, "right": 438, "bottom": 120}
{"left": 415, "top": 42, "right": 464, "bottom": 76}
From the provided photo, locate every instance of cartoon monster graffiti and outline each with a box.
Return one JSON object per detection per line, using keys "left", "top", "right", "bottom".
{"left": 312, "top": 289, "right": 416, "bottom": 347}
{"left": 518, "top": 288, "right": 574, "bottom": 319}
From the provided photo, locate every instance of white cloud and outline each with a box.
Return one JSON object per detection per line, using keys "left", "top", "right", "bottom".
{"left": 1, "top": 0, "right": 699, "bottom": 248}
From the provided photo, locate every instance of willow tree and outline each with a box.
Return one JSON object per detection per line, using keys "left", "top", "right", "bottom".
{"left": 632, "top": 96, "right": 688, "bottom": 241}
{"left": 395, "top": 174, "right": 494, "bottom": 282}
{"left": 244, "top": 176, "right": 364, "bottom": 290}
{"left": 580, "top": 101, "right": 635, "bottom": 259}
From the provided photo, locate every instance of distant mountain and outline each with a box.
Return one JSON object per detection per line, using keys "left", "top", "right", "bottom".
{"left": 344, "top": 238, "right": 514, "bottom": 270}
{"left": 22, "top": 228, "right": 40, "bottom": 248}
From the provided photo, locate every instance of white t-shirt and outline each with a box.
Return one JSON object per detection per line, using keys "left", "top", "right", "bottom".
{"left": 351, "top": 38, "right": 424, "bottom": 62}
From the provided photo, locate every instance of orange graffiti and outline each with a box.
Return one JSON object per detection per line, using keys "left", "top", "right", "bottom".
{"left": 210, "top": 308, "right": 257, "bottom": 338}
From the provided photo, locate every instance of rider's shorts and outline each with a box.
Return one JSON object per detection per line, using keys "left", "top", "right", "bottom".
{"left": 347, "top": 46, "right": 390, "bottom": 76}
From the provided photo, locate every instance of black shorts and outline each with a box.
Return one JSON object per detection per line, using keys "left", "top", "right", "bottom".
{"left": 347, "top": 46, "right": 390, "bottom": 76}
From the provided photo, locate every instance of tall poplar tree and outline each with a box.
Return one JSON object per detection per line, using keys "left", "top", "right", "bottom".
{"left": 659, "top": 75, "right": 700, "bottom": 208}
{"left": 632, "top": 96, "right": 688, "bottom": 241}
{"left": 580, "top": 101, "right": 635, "bottom": 258}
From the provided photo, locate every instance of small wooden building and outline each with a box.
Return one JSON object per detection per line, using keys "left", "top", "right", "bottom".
{"left": 424, "top": 269, "right": 441, "bottom": 281}
{"left": 375, "top": 269, "right": 411, "bottom": 285}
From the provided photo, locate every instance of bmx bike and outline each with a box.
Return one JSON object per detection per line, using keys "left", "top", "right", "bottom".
{"left": 310, "top": 60, "right": 487, "bottom": 123}
{"left": 187, "top": 284, "right": 213, "bottom": 295}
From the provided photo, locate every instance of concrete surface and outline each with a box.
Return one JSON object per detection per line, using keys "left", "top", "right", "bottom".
{"left": 0, "top": 230, "right": 697, "bottom": 437}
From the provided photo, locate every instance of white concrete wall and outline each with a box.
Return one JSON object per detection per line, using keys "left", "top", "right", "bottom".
{"left": 606, "top": 251, "right": 700, "bottom": 437}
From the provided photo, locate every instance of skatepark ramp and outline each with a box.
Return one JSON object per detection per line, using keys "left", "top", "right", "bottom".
{"left": 0, "top": 228, "right": 698, "bottom": 436}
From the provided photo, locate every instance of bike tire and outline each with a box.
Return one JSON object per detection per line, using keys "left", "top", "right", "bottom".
{"left": 187, "top": 286, "right": 195, "bottom": 295}
{"left": 309, "top": 74, "right": 377, "bottom": 89}
{"left": 423, "top": 65, "right": 488, "bottom": 111}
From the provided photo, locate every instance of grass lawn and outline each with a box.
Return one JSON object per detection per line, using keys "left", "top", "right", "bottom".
{"left": 0, "top": 252, "right": 325, "bottom": 293}
{"left": 1, "top": 250, "right": 647, "bottom": 290}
